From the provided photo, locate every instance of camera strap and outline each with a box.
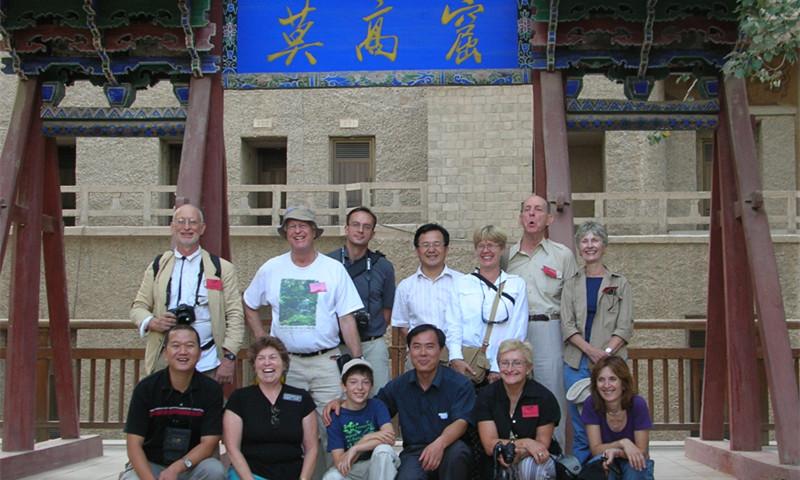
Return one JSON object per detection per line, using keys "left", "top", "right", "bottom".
{"left": 164, "top": 255, "right": 205, "bottom": 309}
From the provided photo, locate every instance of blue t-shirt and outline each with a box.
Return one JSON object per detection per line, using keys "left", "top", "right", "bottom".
{"left": 584, "top": 277, "right": 603, "bottom": 342}
{"left": 580, "top": 394, "right": 653, "bottom": 444}
{"left": 327, "top": 398, "right": 392, "bottom": 452}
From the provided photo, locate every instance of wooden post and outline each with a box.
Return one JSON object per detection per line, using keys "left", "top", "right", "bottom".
{"left": 722, "top": 76, "right": 800, "bottom": 464}
{"left": 42, "top": 137, "right": 80, "bottom": 439}
{"left": 0, "top": 80, "right": 38, "bottom": 272}
{"left": 175, "top": 75, "right": 212, "bottom": 209}
{"left": 532, "top": 71, "right": 547, "bottom": 197}
{"left": 3, "top": 83, "right": 45, "bottom": 451}
{"left": 717, "top": 95, "right": 761, "bottom": 450}
{"left": 700, "top": 135, "right": 726, "bottom": 440}
{"left": 539, "top": 71, "right": 575, "bottom": 250}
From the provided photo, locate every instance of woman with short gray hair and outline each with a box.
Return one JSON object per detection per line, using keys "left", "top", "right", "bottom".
{"left": 561, "top": 221, "right": 633, "bottom": 464}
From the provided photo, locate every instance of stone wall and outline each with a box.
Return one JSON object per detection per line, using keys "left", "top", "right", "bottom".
{"left": 425, "top": 85, "right": 533, "bottom": 240}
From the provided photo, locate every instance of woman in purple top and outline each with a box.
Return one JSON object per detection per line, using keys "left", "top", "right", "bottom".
{"left": 581, "top": 356, "right": 654, "bottom": 480}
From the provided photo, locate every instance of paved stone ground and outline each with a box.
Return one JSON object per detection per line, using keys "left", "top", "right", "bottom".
{"left": 17, "top": 440, "right": 739, "bottom": 480}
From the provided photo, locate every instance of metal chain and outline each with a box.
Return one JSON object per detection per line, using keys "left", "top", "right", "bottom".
{"left": 178, "top": 0, "right": 202, "bottom": 77}
{"left": 0, "top": 8, "right": 28, "bottom": 79}
{"left": 546, "top": 0, "right": 559, "bottom": 72}
{"left": 83, "top": 0, "right": 116, "bottom": 85}
{"left": 638, "top": 0, "right": 658, "bottom": 78}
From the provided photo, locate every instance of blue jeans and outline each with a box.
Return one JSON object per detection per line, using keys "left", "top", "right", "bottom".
{"left": 563, "top": 356, "right": 591, "bottom": 464}
{"left": 587, "top": 455, "right": 655, "bottom": 480}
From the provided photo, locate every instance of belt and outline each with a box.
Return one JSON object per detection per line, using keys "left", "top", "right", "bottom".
{"left": 290, "top": 347, "right": 337, "bottom": 358}
{"left": 529, "top": 313, "right": 560, "bottom": 322}
{"left": 360, "top": 335, "right": 383, "bottom": 342}
{"left": 200, "top": 339, "right": 216, "bottom": 351}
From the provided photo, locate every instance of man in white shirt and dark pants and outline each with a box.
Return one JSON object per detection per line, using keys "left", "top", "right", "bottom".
{"left": 391, "top": 223, "right": 462, "bottom": 369}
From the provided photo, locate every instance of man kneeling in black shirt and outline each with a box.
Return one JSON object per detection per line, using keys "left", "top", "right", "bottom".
{"left": 121, "top": 324, "right": 225, "bottom": 480}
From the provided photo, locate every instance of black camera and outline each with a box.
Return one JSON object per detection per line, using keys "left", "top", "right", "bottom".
{"left": 353, "top": 310, "right": 370, "bottom": 332}
{"left": 493, "top": 441, "right": 516, "bottom": 480}
{"left": 169, "top": 304, "right": 196, "bottom": 325}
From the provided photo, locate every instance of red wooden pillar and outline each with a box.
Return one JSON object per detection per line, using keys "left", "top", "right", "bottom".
{"left": 175, "top": 75, "right": 211, "bottom": 210}
{"left": 0, "top": 80, "right": 38, "bottom": 271}
{"left": 700, "top": 136, "right": 726, "bottom": 440}
{"left": 3, "top": 80, "right": 45, "bottom": 451}
{"left": 538, "top": 71, "right": 575, "bottom": 250}
{"left": 531, "top": 71, "right": 547, "bottom": 197}
{"left": 200, "top": 71, "right": 230, "bottom": 259}
{"left": 42, "top": 137, "right": 80, "bottom": 439}
{"left": 716, "top": 94, "right": 761, "bottom": 450}
{"left": 721, "top": 76, "right": 800, "bottom": 464}
{"left": 198, "top": 0, "right": 231, "bottom": 260}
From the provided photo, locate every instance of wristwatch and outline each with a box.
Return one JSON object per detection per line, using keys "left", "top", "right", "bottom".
{"left": 183, "top": 457, "right": 193, "bottom": 470}
{"left": 223, "top": 350, "right": 236, "bottom": 361}
{"left": 604, "top": 347, "right": 614, "bottom": 354}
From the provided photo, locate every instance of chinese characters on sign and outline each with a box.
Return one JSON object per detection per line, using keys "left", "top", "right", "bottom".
{"left": 356, "top": 1, "right": 398, "bottom": 62}
{"left": 237, "top": 0, "right": 517, "bottom": 73}
{"left": 267, "top": 0, "right": 324, "bottom": 66}
{"left": 442, "top": 0, "right": 485, "bottom": 65}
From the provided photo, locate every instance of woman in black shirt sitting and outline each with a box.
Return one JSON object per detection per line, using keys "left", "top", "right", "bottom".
{"left": 223, "top": 336, "right": 318, "bottom": 480}
{"left": 474, "top": 339, "right": 560, "bottom": 479}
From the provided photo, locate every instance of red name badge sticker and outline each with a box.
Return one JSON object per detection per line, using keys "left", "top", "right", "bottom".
{"left": 542, "top": 266, "right": 559, "bottom": 279}
{"left": 309, "top": 282, "right": 327, "bottom": 293}
{"left": 206, "top": 279, "right": 222, "bottom": 291}
{"left": 521, "top": 404, "right": 540, "bottom": 418}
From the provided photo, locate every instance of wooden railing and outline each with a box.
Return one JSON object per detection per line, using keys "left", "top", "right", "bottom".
{"left": 55, "top": 185, "right": 799, "bottom": 234}
{"left": 0, "top": 319, "right": 798, "bottom": 439}
{"left": 59, "top": 182, "right": 428, "bottom": 230}
{"left": 571, "top": 190, "right": 800, "bottom": 233}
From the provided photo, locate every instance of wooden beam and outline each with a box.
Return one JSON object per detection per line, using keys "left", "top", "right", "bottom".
{"left": 0, "top": 80, "right": 38, "bottom": 272}
{"left": 722, "top": 76, "right": 800, "bottom": 465}
{"left": 700, "top": 136, "right": 726, "bottom": 440}
{"left": 539, "top": 71, "right": 575, "bottom": 250}
{"left": 199, "top": 73, "right": 228, "bottom": 259}
{"left": 3, "top": 86, "right": 45, "bottom": 451}
{"left": 175, "top": 75, "right": 212, "bottom": 209}
{"left": 532, "top": 71, "right": 547, "bottom": 197}
{"left": 41, "top": 138, "right": 79, "bottom": 439}
{"left": 717, "top": 96, "right": 761, "bottom": 450}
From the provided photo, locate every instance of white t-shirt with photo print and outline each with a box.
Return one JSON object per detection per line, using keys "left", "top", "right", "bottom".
{"left": 244, "top": 251, "right": 363, "bottom": 353}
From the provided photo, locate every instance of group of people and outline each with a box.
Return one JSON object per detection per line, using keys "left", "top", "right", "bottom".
{"left": 122, "top": 195, "right": 655, "bottom": 480}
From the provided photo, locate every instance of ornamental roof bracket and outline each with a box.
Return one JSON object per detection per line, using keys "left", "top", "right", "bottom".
{"left": 178, "top": 0, "right": 203, "bottom": 78}
{"left": 82, "top": 0, "right": 116, "bottom": 85}
{"left": 545, "top": 0, "right": 559, "bottom": 72}
{"left": 0, "top": 6, "right": 28, "bottom": 79}
{"left": 637, "top": 0, "right": 657, "bottom": 79}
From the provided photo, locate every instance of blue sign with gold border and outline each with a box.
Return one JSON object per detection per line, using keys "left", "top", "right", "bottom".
{"left": 223, "top": 0, "right": 532, "bottom": 89}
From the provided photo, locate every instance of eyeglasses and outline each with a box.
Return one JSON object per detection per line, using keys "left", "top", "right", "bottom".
{"left": 270, "top": 405, "right": 280, "bottom": 426}
{"left": 477, "top": 242, "right": 502, "bottom": 251}
{"left": 173, "top": 218, "right": 201, "bottom": 227}
{"left": 480, "top": 281, "right": 510, "bottom": 324}
{"left": 419, "top": 241, "right": 444, "bottom": 250}
{"left": 348, "top": 222, "right": 374, "bottom": 231}
{"left": 499, "top": 360, "right": 526, "bottom": 369}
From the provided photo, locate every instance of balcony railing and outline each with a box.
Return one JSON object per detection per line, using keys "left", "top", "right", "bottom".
{"left": 54, "top": 185, "right": 799, "bottom": 235}
{"left": 1, "top": 319, "right": 797, "bottom": 440}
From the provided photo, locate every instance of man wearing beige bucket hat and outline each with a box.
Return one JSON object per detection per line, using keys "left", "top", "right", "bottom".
{"left": 244, "top": 206, "right": 364, "bottom": 479}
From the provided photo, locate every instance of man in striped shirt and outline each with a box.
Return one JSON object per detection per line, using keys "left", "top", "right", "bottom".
{"left": 121, "top": 324, "right": 225, "bottom": 480}
{"left": 391, "top": 224, "right": 462, "bottom": 369}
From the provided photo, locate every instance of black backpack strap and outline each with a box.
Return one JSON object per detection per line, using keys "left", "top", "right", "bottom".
{"left": 209, "top": 253, "right": 222, "bottom": 278}
{"left": 471, "top": 271, "right": 516, "bottom": 304}
{"left": 152, "top": 254, "right": 163, "bottom": 278}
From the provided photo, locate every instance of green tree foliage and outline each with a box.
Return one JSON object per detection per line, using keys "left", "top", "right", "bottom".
{"left": 724, "top": 0, "right": 800, "bottom": 88}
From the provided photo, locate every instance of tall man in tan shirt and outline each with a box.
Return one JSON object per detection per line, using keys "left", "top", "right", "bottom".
{"left": 506, "top": 194, "right": 578, "bottom": 446}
